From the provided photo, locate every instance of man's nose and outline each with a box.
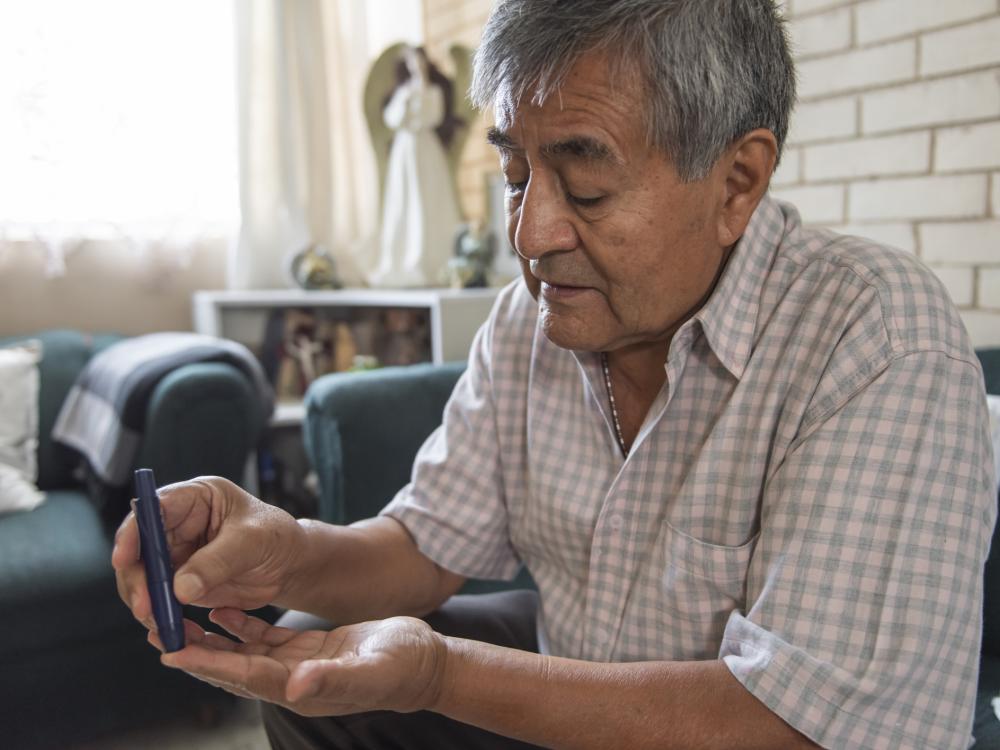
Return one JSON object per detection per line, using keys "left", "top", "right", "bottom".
{"left": 513, "top": 175, "right": 577, "bottom": 261}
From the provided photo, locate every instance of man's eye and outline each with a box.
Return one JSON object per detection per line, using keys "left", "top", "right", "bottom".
{"left": 568, "top": 194, "right": 604, "bottom": 208}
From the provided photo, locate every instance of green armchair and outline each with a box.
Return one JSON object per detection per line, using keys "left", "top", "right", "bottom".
{"left": 0, "top": 330, "right": 267, "bottom": 749}
{"left": 302, "top": 362, "right": 534, "bottom": 595}
{"left": 976, "top": 347, "right": 1000, "bottom": 746}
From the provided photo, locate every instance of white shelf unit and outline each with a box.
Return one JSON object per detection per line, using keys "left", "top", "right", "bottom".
{"left": 192, "top": 287, "right": 500, "bottom": 426}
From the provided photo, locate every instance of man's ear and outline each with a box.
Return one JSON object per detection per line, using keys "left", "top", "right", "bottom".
{"left": 715, "top": 129, "right": 778, "bottom": 247}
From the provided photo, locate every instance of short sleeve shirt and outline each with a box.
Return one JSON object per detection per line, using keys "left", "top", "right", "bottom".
{"left": 382, "top": 195, "right": 996, "bottom": 750}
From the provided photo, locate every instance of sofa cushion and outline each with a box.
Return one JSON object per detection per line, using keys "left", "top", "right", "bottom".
{"left": 0, "top": 340, "right": 44, "bottom": 513}
{"left": 0, "top": 489, "right": 135, "bottom": 661}
{"left": 0, "top": 331, "right": 122, "bottom": 490}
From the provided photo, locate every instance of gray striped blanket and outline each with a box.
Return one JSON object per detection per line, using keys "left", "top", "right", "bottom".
{"left": 52, "top": 333, "right": 273, "bottom": 486}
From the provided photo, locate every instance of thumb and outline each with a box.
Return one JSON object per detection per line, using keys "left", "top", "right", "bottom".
{"left": 286, "top": 658, "right": 363, "bottom": 705}
{"left": 286, "top": 659, "right": 328, "bottom": 702}
{"left": 172, "top": 528, "right": 245, "bottom": 604}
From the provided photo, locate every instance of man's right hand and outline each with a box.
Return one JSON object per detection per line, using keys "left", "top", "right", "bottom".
{"left": 112, "top": 476, "right": 305, "bottom": 631}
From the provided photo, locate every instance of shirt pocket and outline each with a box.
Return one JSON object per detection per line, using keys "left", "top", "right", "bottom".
{"left": 660, "top": 522, "right": 758, "bottom": 658}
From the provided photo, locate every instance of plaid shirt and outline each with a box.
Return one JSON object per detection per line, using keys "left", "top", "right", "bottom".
{"left": 383, "top": 195, "right": 996, "bottom": 749}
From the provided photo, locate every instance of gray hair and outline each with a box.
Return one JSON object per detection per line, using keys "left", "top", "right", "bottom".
{"left": 471, "top": 0, "right": 796, "bottom": 181}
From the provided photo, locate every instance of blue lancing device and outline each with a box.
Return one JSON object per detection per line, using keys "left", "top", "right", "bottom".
{"left": 134, "top": 468, "right": 185, "bottom": 653}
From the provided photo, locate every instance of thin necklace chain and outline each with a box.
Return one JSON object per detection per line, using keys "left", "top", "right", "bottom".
{"left": 601, "top": 352, "right": 629, "bottom": 457}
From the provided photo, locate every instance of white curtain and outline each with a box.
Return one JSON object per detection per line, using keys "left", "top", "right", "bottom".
{"left": 0, "top": 0, "right": 238, "bottom": 280}
{"left": 231, "top": 0, "right": 422, "bottom": 290}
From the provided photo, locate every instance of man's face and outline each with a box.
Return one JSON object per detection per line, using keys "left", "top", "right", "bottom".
{"left": 490, "top": 52, "right": 729, "bottom": 353}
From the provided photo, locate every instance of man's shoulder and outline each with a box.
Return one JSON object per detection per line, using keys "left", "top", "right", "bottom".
{"left": 774, "top": 218, "right": 973, "bottom": 362}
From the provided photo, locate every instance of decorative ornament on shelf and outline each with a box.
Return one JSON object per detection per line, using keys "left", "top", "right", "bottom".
{"left": 287, "top": 243, "right": 342, "bottom": 290}
{"left": 447, "top": 219, "right": 496, "bottom": 289}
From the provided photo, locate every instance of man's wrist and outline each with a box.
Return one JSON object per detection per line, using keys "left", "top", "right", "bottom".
{"left": 429, "top": 633, "right": 461, "bottom": 715}
{"left": 420, "top": 630, "right": 454, "bottom": 714}
{"left": 272, "top": 517, "right": 322, "bottom": 607}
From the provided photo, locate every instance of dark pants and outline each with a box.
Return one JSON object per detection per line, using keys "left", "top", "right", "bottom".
{"left": 261, "top": 589, "right": 545, "bottom": 750}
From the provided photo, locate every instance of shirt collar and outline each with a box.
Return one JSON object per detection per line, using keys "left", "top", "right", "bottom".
{"left": 692, "top": 193, "right": 791, "bottom": 380}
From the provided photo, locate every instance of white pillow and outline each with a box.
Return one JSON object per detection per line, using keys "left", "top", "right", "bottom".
{"left": 988, "top": 394, "right": 1000, "bottom": 496}
{"left": 0, "top": 340, "right": 45, "bottom": 513}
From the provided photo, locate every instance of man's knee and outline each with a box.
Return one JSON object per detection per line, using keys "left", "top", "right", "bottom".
{"left": 260, "top": 701, "right": 340, "bottom": 750}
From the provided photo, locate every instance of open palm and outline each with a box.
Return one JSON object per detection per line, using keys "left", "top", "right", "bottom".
{"left": 155, "top": 608, "right": 446, "bottom": 717}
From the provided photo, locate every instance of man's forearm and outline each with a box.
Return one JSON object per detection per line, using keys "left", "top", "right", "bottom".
{"left": 275, "top": 516, "right": 463, "bottom": 624}
{"left": 434, "top": 637, "right": 820, "bottom": 750}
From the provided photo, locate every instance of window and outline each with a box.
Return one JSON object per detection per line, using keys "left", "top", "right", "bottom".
{"left": 0, "top": 0, "right": 238, "bottom": 264}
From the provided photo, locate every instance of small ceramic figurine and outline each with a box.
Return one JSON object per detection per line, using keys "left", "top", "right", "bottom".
{"left": 447, "top": 219, "right": 496, "bottom": 288}
{"left": 288, "top": 243, "right": 342, "bottom": 290}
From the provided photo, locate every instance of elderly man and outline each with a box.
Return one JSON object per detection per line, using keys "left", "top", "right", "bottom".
{"left": 114, "top": 1, "right": 995, "bottom": 748}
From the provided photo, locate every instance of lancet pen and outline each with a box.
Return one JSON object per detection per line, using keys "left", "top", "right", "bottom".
{"left": 134, "top": 468, "right": 185, "bottom": 653}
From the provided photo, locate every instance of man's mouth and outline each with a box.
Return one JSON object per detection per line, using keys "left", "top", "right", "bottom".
{"left": 539, "top": 281, "right": 591, "bottom": 298}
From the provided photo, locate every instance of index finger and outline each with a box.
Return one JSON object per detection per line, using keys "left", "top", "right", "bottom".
{"left": 111, "top": 508, "right": 139, "bottom": 571}
{"left": 112, "top": 478, "right": 216, "bottom": 571}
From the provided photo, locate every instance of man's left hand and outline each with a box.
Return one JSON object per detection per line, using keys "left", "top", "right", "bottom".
{"left": 153, "top": 609, "right": 448, "bottom": 716}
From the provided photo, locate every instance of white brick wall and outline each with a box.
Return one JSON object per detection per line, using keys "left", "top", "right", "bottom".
{"left": 920, "top": 16, "right": 1000, "bottom": 76}
{"left": 771, "top": 147, "right": 801, "bottom": 187}
{"left": 855, "top": 0, "right": 996, "bottom": 45}
{"left": 797, "top": 39, "right": 915, "bottom": 98}
{"left": 789, "top": 7, "right": 851, "bottom": 57}
{"left": 861, "top": 71, "right": 1000, "bottom": 134}
{"left": 774, "top": 184, "right": 847, "bottom": 223}
{"left": 786, "top": 96, "right": 857, "bottom": 143}
{"left": 921, "top": 221, "right": 1000, "bottom": 265}
{"left": 779, "top": 0, "right": 1000, "bottom": 347}
{"left": 803, "top": 131, "right": 929, "bottom": 181}
{"left": 979, "top": 268, "right": 1000, "bottom": 309}
{"left": 847, "top": 175, "right": 988, "bottom": 221}
{"left": 827, "top": 223, "right": 915, "bottom": 253}
{"left": 936, "top": 122, "right": 1000, "bottom": 172}
{"left": 425, "top": 0, "right": 1000, "bottom": 348}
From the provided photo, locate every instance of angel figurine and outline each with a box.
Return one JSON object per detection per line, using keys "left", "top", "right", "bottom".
{"left": 365, "top": 45, "right": 470, "bottom": 288}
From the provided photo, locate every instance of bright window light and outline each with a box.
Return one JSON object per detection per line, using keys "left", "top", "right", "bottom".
{"left": 0, "top": 0, "right": 239, "bottom": 242}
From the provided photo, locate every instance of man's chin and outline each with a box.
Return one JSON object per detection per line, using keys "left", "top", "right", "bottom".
{"left": 538, "top": 310, "right": 604, "bottom": 353}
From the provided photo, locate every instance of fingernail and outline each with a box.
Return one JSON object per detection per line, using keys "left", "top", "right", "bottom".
{"left": 174, "top": 573, "right": 204, "bottom": 602}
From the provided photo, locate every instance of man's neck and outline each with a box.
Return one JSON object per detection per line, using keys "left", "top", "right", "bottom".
{"left": 602, "top": 241, "right": 737, "bottom": 450}
{"left": 605, "top": 343, "right": 669, "bottom": 400}
{"left": 602, "top": 343, "right": 668, "bottom": 453}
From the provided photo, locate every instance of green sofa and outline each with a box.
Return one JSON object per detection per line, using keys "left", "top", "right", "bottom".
{"left": 0, "top": 329, "right": 267, "bottom": 749}
{"left": 303, "top": 350, "right": 1000, "bottom": 745}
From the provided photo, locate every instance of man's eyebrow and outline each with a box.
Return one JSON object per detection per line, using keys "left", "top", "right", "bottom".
{"left": 486, "top": 129, "right": 622, "bottom": 166}
{"left": 540, "top": 136, "right": 620, "bottom": 165}
{"left": 486, "top": 127, "right": 519, "bottom": 151}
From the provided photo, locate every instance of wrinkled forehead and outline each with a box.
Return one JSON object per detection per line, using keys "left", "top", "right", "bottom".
{"left": 491, "top": 50, "right": 645, "bottom": 133}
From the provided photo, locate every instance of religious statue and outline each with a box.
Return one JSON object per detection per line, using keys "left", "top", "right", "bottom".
{"left": 364, "top": 44, "right": 473, "bottom": 288}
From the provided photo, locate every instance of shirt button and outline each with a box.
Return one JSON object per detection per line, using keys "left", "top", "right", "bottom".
{"left": 609, "top": 514, "right": 623, "bottom": 531}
